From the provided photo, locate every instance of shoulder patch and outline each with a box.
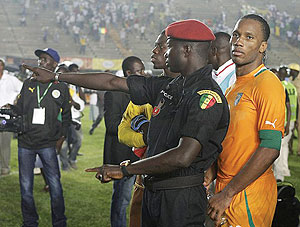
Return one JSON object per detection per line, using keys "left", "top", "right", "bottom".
{"left": 197, "top": 90, "right": 222, "bottom": 109}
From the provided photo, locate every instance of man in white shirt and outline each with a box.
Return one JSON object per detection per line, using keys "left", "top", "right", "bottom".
{"left": 208, "top": 32, "right": 236, "bottom": 94}
{"left": 0, "top": 58, "right": 23, "bottom": 176}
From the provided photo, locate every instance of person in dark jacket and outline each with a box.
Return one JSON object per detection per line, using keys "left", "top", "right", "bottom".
{"left": 104, "top": 56, "right": 144, "bottom": 227}
{"left": 14, "top": 48, "right": 71, "bottom": 227}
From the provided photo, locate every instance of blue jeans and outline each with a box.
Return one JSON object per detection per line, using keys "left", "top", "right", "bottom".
{"left": 18, "top": 147, "right": 67, "bottom": 227}
{"left": 111, "top": 176, "right": 135, "bottom": 227}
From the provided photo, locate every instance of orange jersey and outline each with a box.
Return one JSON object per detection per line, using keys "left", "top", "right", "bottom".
{"left": 218, "top": 64, "right": 285, "bottom": 180}
{"left": 217, "top": 64, "right": 285, "bottom": 227}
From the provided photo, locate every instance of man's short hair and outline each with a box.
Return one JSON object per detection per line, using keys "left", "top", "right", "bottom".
{"left": 122, "top": 56, "right": 142, "bottom": 77}
{"left": 241, "top": 14, "right": 270, "bottom": 41}
{"left": 214, "top": 32, "right": 231, "bottom": 43}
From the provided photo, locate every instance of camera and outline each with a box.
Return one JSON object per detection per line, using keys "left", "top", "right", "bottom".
{"left": 0, "top": 108, "right": 27, "bottom": 133}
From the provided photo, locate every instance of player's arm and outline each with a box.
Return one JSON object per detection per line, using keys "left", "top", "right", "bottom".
{"left": 23, "top": 64, "right": 129, "bottom": 93}
{"left": 208, "top": 146, "right": 279, "bottom": 223}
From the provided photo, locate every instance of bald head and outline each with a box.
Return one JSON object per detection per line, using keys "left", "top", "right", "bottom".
{"left": 208, "top": 32, "right": 231, "bottom": 70}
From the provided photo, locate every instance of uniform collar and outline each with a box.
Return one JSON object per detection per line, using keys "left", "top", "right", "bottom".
{"left": 236, "top": 64, "right": 265, "bottom": 81}
{"left": 184, "top": 64, "right": 213, "bottom": 88}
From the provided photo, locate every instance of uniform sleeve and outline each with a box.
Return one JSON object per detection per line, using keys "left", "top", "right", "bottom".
{"left": 127, "top": 75, "right": 168, "bottom": 106}
{"left": 181, "top": 90, "right": 225, "bottom": 146}
{"left": 118, "top": 101, "right": 146, "bottom": 148}
{"left": 253, "top": 72, "right": 285, "bottom": 149}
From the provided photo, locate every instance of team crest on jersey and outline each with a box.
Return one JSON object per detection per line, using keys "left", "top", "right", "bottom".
{"left": 197, "top": 90, "right": 222, "bottom": 110}
{"left": 52, "top": 90, "right": 60, "bottom": 99}
{"left": 234, "top": 93, "right": 243, "bottom": 106}
{"left": 152, "top": 99, "right": 165, "bottom": 117}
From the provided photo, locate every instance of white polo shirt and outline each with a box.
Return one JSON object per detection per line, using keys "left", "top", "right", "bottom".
{"left": 0, "top": 71, "right": 23, "bottom": 107}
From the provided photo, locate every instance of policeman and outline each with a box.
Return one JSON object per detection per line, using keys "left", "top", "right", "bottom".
{"left": 23, "top": 19, "right": 230, "bottom": 227}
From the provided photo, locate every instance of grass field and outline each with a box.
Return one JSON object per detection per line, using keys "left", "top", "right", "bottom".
{"left": 0, "top": 106, "right": 300, "bottom": 226}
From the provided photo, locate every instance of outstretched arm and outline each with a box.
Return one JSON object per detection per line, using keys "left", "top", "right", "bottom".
{"left": 86, "top": 136, "right": 202, "bottom": 182}
{"left": 23, "top": 64, "right": 129, "bottom": 92}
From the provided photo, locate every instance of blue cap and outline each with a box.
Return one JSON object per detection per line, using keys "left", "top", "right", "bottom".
{"left": 34, "top": 48, "right": 60, "bottom": 63}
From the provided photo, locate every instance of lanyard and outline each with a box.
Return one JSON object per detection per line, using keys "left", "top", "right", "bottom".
{"left": 37, "top": 83, "right": 53, "bottom": 107}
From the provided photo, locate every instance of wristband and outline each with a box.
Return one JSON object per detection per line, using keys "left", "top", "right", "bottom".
{"left": 120, "top": 160, "right": 133, "bottom": 177}
{"left": 54, "top": 72, "right": 61, "bottom": 82}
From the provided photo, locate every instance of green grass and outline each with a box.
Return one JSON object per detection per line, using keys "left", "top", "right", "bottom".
{"left": 0, "top": 107, "right": 112, "bottom": 227}
{"left": 1, "top": 107, "right": 300, "bottom": 226}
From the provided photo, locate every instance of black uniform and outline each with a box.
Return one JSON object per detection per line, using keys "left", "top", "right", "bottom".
{"left": 16, "top": 79, "right": 71, "bottom": 149}
{"left": 127, "top": 65, "right": 230, "bottom": 227}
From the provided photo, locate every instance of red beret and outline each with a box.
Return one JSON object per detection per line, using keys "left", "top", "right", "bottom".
{"left": 166, "top": 19, "right": 215, "bottom": 41}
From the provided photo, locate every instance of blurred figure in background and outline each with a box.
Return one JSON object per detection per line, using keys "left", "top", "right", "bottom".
{"left": 0, "top": 58, "right": 22, "bottom": 176}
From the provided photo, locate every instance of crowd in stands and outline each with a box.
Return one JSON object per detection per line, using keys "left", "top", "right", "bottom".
{"left": 239, "top": 3, "right": 300, "bottom": 49}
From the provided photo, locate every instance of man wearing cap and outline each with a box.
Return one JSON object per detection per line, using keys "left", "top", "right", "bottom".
{"left": 14, "top": 48, "right": 70, "bottom": 227}
{"left": 24, "top": 19, "right": 229, "bottom": 226}
{"left": 0, "top": 58, "right": 23, "bottom": 176}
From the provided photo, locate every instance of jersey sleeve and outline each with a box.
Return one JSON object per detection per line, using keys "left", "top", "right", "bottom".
{"left": 253, "top": 72, "right": 285, "bottom": 139}
{"left": 127, "top": 75, "right": 168, "bottom": 106}
{"left": 181, "top": 89, "right": 225, "bottom": 146}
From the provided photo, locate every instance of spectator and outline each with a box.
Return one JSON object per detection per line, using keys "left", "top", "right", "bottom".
{"left": 14, "top": 48, "right": 71, "bottom": 227}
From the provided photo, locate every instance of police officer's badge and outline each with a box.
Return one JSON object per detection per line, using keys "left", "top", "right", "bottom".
{"left": 152, "top": 99, "right": 165, "bottom": 117}
{"left": 197, "top": 90, "right": 222, "bottom": 109}
{"left": 234, "top": 93, "right": 243, "bottom": 106}
{"left": 52, "top": 90, "right": 61, "bottom": 99}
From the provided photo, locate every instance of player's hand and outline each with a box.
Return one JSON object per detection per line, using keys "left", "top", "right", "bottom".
{"left": 207, "top": 190, "right": 232, "bottom": 226}
{"left": 85, "top": 165, "right": 124, "bottom": 183}
{"left": 22, "top": 64, "right": 55, "bottom": 83}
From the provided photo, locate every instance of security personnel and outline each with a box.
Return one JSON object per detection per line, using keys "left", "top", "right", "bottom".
{"left": 23, "top": 19, "right": 230, "bottom": 227}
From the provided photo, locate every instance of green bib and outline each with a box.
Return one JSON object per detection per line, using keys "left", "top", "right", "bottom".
{"left": 282, "top": 81, "right": 298, "bottom": 122}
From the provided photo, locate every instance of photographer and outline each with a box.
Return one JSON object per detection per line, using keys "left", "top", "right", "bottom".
{"left": 0, "top": 58, "right": 22, "bottom": 176}
{"left": 14, "top": 48, "right": 71, "bottom": 227}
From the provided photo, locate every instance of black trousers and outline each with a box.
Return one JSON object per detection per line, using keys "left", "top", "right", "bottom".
{"left": 141, "top": 185, "right": 207, "bottom": 227}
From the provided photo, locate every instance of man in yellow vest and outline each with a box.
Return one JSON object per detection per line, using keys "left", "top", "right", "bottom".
{"left": 289, "top": 63, "right": 300, "bottom": 155}
{"left": 274, "top": 66, "right": 296, "bottom": 181}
